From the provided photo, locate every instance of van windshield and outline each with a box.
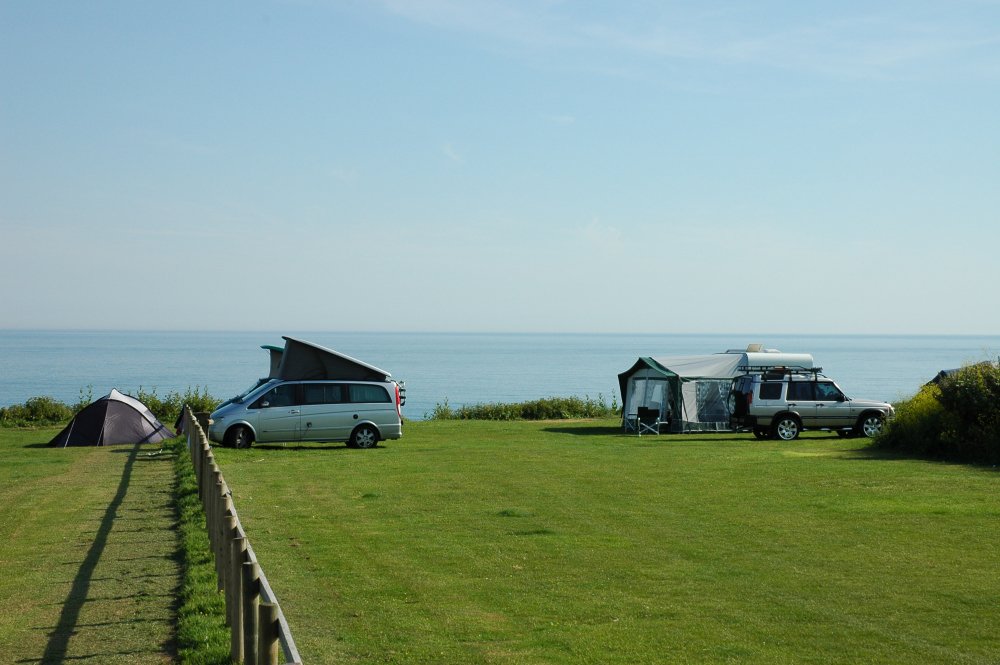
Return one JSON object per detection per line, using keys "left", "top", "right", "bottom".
{"left": 231, "top": 378, "right": 274, "bottom": 404}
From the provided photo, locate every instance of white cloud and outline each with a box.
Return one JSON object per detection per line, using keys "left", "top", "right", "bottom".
{"left": 369, "top": 1, "right": 1000, "bottom": 80}
{"left": 547, "top": 114, "right": 576, "bottom": 125}
{"left": 442, "top": 143, "right": 465, "bottom": 164}
{"left": 329, "top": 166, "right": 359, "bottom": 183}
{"left": 580, "top": 218, "right": 623, "bottom": 248}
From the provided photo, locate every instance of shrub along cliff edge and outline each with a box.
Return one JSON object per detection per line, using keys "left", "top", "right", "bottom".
{"left": 874, "top": 361, "right": 1000, "bottom": 465}
{"left": 0, "top": 387, "right": 220, "bottom": 428}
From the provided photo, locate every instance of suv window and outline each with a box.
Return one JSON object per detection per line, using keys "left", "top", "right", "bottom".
{"left": 814, "top": 382, "right": 844, "bottom": 401}
{"left": 787, "top": 382, "right": 814, "bottom": 401}
{"left": 348, "top": 384, "right": 391, "bottom": 404}
{"left": 759, "top": 382, "right": 782, "bottom": 400}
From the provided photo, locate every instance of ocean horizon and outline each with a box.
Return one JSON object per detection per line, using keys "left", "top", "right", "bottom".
{"left": 2, "top": 330, "right": 998, "bottom": 420}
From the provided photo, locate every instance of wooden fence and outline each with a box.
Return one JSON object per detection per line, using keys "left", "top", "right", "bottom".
{"left": 185, "top": 407, "right": 304, "bottom": 665}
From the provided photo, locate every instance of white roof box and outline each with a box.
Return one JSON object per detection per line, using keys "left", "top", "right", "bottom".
{"left": 742, "top": 352, "right": 813, "bottom": 370}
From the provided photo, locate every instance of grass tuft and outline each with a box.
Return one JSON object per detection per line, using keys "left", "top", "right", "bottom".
{"left": 172, "top": 436, "right": 230, "bottom": 665}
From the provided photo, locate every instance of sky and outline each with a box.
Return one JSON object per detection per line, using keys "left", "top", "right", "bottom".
{"left": 1, "top": 1, "right": 998, "bottom": 334}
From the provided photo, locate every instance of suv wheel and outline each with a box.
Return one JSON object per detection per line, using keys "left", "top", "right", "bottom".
{"left": 856, "top": 413, "right": 885, "bottom": 438}
{"left": 772, "top": 416, "right": 801, "bottom": 441}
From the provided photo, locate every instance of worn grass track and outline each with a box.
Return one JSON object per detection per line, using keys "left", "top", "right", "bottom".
{"left": 0, "top": 427, "right": 180, "bottom": 664}
{"left": 212, "top": 419, "right": 1000, "bottom": 665}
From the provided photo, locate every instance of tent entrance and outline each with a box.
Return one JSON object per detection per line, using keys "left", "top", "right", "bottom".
{"left": 625, "top": 371, "right": 674, "bottom": 422}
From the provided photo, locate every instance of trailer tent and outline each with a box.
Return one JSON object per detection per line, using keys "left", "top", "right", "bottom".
{"left": 50, "top": 389, "right": 175, "bottom": 447}
{"left": 618, "top": 348, "right": 813, "bottom": 433}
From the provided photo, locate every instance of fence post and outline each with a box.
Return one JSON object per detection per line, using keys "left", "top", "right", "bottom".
{"left": 214, "top": 474, "right": 227, "bottom": 591}
{"left": 242, "top": 560, "right": 260, "bottom": 665}
{"left": 192, "top": 425, "right": 203, "bottom": 488}
{"left": 257, "top": 602, "right": 280, "bottom": 665}
{"left": 223, "top": 512, "right": 238, "bottom": 627}
{"left": 194, "top": 410, "right": 211, "bottom": 434}
{"left": 229, "top": 535, "right": 246, "bottom": 663}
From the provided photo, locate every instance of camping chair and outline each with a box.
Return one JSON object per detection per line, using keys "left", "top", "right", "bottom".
{"left": 636, "top": 406, "right": 662, "bottom": 435}
{"left": 623, "top": 411, "right": 639, "bottom": 433}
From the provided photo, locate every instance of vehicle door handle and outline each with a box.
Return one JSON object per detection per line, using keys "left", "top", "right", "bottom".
{"left": 290, "top": 409, "right": 300, "bottom": 414}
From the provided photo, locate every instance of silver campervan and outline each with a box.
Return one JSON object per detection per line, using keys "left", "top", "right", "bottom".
{"left": 208, "top": 378, "right": 404, "bottom": 449}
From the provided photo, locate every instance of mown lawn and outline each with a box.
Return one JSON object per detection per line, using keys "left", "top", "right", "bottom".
{"left": 0, "top": 427, "right": 180, "bottom": 663}
{"left": 212, "top": 419, "right": 1000, "bottom": 664}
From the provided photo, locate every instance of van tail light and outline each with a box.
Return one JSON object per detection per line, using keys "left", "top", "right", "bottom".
{"left": 395, "top": 383, "right": 402, "bottom": 418}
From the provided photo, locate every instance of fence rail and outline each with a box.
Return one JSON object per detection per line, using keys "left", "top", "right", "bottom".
{"left": 185, "top": 407, "right": 304, "bottom": 665}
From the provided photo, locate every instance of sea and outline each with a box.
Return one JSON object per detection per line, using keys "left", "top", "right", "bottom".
{"left": 1, "top": 331, "right": 998, "bottom": 419}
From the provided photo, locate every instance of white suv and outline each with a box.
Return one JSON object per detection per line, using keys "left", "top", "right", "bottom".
{"left": 728, "top": 370, "right": 894, "bottom": 441}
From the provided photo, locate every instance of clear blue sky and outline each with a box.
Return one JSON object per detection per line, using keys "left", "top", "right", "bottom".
{"left": 2, "top": 1, "right": 998, "bottom": 334}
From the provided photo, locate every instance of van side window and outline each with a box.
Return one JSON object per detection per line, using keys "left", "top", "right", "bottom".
{"left": 348, "top": 384, "right": 390, "bottom": 404}
{"left": 759, "top": 383, "right": 782, "bottom": 400}
{"left": 303, "top": 384, "right": 345, "bottom": 405}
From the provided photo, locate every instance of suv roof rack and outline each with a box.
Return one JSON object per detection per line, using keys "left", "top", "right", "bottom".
{"left": 738, "top": 365, "right": 824, "bottom": 377}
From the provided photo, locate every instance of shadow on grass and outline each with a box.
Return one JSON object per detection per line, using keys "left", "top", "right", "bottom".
{"left": 39, "top": 443, "right": 141, "bottom": 663}
{"left": 542, "top": 425, "right": 629, "bottom": 437}
{"left": 253, "top": 443, "right": 359, "bottom": 451}
{"left": 38, "top": 442, "right": 179, "bottom": 663}
{"left": 543, "top": 424, "right": 754, "bottom": 443}
{"left": 842, "top": 443, "right": 1000, "bottom": 470}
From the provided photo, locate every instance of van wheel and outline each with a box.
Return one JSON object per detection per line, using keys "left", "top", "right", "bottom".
{"left": 856, "top": 413, "right": 885, "bottom": 438}
{"left": 350, "top": 424, "right": 379, "bottom": 449}
{"left": 773, "top": 416, "right": 801, "bottom": 441}
{"left": 226, "top": 426, "right": 253, "bottom": 449}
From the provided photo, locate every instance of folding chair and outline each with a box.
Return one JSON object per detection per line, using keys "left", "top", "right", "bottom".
{"left": 623, "top": 412, "right": 639, "bottom": 433}
{"left": 636, "top": 406, "right": 661, "bottom": 435}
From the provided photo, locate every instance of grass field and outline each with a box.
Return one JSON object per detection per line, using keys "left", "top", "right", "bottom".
{"left": 0, "top": 426, "right": 179, "bottom": 663}
{"left": 207, "top": 419, "right": 1000, "bottom": 664}
{"left": 3, "top": 420, "right": 998, "bottom": 664}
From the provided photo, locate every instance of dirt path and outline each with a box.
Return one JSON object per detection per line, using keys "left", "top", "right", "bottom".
{"left": 0, "top": 437, "right": 179, "bottom": 664}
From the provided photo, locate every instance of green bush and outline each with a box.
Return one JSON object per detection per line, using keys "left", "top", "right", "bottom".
{"left": 0, "top": 396, "right": 74, "bottom": 427}
{"left": 1, "top": 387, "right": 222, "bottom": 429}
{"left": 428, "top": 394, "right": 619, "bottom": 421}
{"left": 134, "top": 386, "right": 221, "bottom": 425}
{"left": 874, "top": 362, "right": 1000, "bottom": 465}
{"left": 872, "top": 384, "right": 947, "bottom": 457}
{"left": 935, "top": 362, "right": 1000, "bottom": 465}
